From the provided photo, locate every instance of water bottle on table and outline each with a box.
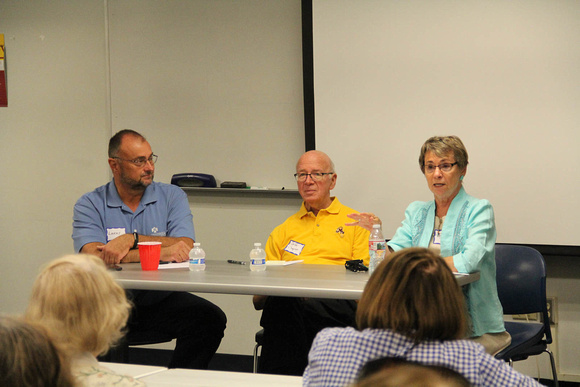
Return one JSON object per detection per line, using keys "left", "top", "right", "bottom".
{"left": 250, "top": 242, "right": 266, "bottom": 272}
{"left": 189, "top": 242, "right": 206, "bottom": 271}
{"left": 369, "top": 224, "right": 386, "bottom": 274}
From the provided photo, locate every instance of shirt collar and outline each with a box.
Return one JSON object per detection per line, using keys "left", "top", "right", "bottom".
{"left": 106, "top": 180, "right": 124, "bottom": 208}
{"left": 447, "top": 185, "right": 467, "bottom": 212}
{"left": 106, "top": 180, "right": 158, "bottom": 210}
{"left": 140, "top": 182, "right": 158, "bottom": 205}
{"left": 298, "top": 196, "right": 340, "bottom": 218}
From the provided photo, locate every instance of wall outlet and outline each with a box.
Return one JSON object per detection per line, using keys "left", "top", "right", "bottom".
{"left": 546, "top": 297, "right": 557, "bottom": 325}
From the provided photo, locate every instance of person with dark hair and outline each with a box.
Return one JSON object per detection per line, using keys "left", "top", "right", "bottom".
{"left": 348, "top": 135, "right": 508, "bottom": 355}
{"left": 303, "top": 248, "right": 541, "bottom": 387}
{"left": 72, "top": 129, "right": 226, "bottom": 369}
{"left": 0, "top": 315, "right": 76, "bottom": 387}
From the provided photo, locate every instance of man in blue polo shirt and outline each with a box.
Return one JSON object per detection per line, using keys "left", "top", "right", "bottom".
{"left": 72, "top": 129, "right": 226, "bottom": 369}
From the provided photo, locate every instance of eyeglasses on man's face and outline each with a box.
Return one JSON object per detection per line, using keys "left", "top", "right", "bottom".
{"left": 113, "top": 154, "right": 158, "bottom": 168}
{"left": 294, "top": 172, "right": 334, "bottom": 182}
{"left": 423, "top": 162, "right": 457, "bottom": 174}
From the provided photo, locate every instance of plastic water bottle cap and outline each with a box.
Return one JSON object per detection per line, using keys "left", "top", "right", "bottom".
{"left": 254, "top": 243, "right": 262, "bottom": 247}
{"left": 372, "top": 224, "right": 381, "bottom": 229}
{"left": 194, "top": 242, "right": 201, "bottom": 247}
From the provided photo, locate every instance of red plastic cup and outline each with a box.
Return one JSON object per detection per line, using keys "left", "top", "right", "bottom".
{"left": 138, "top": 242, "right": 162, "bottom": 271}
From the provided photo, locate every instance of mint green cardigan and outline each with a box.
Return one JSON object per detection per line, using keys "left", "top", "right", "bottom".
{"left": 388, "top": 187, "right": 505, "bottom": 337}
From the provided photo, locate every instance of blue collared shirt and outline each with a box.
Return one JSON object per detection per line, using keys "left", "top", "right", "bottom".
{"left": 72, "top": 181, "right": 194, "bottom": 252}
{"left": 303, "top": 327, "right": 541, "bottom": 387}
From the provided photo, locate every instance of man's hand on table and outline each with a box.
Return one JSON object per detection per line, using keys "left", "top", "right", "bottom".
{"left": 160, "top": 240, "right": 191, "bottom": 263}
{"left": 97, "top": 233, "right": 133, "bottom": 265}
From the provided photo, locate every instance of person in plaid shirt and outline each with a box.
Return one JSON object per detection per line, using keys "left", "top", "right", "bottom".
{"left": 303, "top": 248, "right": 542, "bottom": 387}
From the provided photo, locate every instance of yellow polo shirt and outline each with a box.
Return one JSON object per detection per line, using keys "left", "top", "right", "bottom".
{"left": 265, "top": 197, "right": 370, "bottom": 266}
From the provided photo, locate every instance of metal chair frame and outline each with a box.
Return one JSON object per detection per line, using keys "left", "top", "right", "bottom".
{"left": 253, "top": 329, "right": 264, "bottom": 373}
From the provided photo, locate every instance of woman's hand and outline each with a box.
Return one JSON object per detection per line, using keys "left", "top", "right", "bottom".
{"left": 346, "top": 212, "right": 382, "bottom": 232}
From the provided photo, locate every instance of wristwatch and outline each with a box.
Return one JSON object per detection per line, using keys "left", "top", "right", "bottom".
{"left": 132, "top": 232, "right": 139, "bottom": 249}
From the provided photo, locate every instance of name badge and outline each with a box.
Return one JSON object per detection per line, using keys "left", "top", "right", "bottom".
{"left": 107, "top": 228, "right": 126, "bottom": 242}
{"left": 433, "top": 229, "right": 442, "bottom": 245}
{"left": 284, "top": 240, "right": 305, "bottom": 256}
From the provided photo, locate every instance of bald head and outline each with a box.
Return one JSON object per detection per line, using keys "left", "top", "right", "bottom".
{"left": 295, "top": 150, "right": 337, "bottom": 214}
{"left": 296, "top": 150, "right": 335, "bottom": 174}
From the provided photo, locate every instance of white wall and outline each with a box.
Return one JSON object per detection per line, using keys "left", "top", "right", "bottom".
{"left": 107, "top": 0, "right": 305, "bottom": 189}
{"left": 1, "top": 1, "right": 580, "bottom": 382}
{"left": 0, "top": 0, "right": 111, "bottom": 312}
{"left": 313, "top": 0, "right": 580, "bottom": 246}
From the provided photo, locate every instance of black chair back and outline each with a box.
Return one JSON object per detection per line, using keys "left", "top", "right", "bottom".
{"left": 494, "top": 244, "right": 552, "bottom": 344}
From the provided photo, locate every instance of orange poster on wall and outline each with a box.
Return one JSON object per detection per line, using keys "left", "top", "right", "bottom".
{"left": 0, "top": 34, "right": 7, "bottom": 107}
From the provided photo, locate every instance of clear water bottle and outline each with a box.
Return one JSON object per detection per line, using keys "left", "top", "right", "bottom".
{"left": 189, "top": 242, "right": 206, "bottom": 272}
{"left": 368, "top": 224, "right": 386, "bottom": 274}
{"left": 250, "top": 242, "right": 267, "bottom": 272}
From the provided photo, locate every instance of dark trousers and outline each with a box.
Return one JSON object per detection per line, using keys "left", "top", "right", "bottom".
{"left": 258, "top": 296, "right": 357, "bottom": 376}
{"left": 127, "top": 290, "right": 227, "bottom": 369}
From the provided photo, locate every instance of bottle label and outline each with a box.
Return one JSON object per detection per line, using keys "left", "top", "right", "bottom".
{"left": 369, "top": 241, "right": 386, "bottom": 274}
{"left": 369, "top": 242, "right": 386, "bottom": 258}
{"left": 190, "top": 258, "right": 205, "bottom": 265}
{"left": 251, "top": 258, "right": 265, "bottom": 265}
{"left": 369, "top": 240, "right": 385, "bottom": 250}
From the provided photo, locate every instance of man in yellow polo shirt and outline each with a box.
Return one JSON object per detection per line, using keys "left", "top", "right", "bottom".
{"left": 253, "top": 150, "right": 370, "bottom": 376}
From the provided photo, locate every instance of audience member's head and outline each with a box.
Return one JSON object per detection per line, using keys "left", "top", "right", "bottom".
{"left": 25, "top": 254, "right": 131, "bottom": 357}
{"left": 0, "top": 315, "right": 76, "bottom": 387}
{"left": 355, "top": 357, "right": 471, "bottom": 387}
{"left": 356, "top": 247, "right": 468, "bottom": 341}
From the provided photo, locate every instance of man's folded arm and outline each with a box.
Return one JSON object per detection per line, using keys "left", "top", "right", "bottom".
{"left": 80, "top": 235, "right": 194, "bottom": 264}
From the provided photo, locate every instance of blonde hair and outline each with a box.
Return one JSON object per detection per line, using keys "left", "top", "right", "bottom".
{"left": 419, "top": 136, "right": 469, "bottom": 173}
{"left": 0, "top": 315, "right": 77, "bottom": 387}
{"left": 356, "top": 248, "right": 468, "bottom": 341}
{"left": 25, "top": 254, "right": 131, "bottom": 356}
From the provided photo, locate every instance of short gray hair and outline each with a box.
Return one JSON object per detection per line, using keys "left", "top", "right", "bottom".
{"left": 418, "top": 136, "right": 468, "bottom": 173}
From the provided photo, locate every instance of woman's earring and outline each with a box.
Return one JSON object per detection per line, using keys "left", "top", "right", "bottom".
{"left": 460, "top": 175, "right": 464, "bottom": 181}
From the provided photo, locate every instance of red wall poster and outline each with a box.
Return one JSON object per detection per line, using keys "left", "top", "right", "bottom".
{"left": 0, "top": 34, "right": 7, "bottom": 107}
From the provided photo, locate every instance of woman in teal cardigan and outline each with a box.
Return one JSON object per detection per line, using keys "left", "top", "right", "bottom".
{"left": 348, "top": 135, "right": 509, "bottom": 355}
